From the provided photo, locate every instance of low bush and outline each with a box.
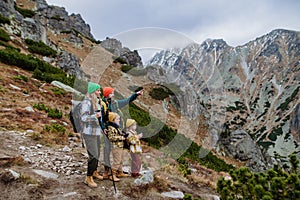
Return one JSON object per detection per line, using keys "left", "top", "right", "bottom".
{"left": 25, "top": 38, "right": 57, "bottom": 57}
{"left": 0, "top": 29, "right": 10, "bottom": 42}
{"left": 217, "top": 154, "right": 300, "bottom": 200}
{"left": 0, "top": 48, "right": 74, "bottom": 86}
{"left": 0, "top": 13, "right": 10, "bottom": 24}
{"left": 122, "top": 99, "right": 234, "bottom": 172}
{"left": 14, "top": 4, "right": 35, "bottom": 18}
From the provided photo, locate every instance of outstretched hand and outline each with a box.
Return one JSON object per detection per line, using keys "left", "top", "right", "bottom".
{"left": 136, "top": 90, "right": 143, "bottom": 96}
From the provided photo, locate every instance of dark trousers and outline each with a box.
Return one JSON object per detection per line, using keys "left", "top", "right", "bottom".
{"left": 103, "top": 135, "right": 111, "bottom": 167}
{"left": 83, "top": 134, "right": 101, "bottom": 176}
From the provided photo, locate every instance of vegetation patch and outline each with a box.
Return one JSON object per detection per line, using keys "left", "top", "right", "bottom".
{"left": 28, "top": 123, "right": 68, "bottom": 146}
{"left": 0, "top": 48, "right": 74, "bottom": 86}
{"left": 123, "top": 101, "right": 234, "bottom": 172}
{"left": 278, "top": 86, "right": 299, "bottom": 111}
{"left": 0, "top": 13, "right": 10, "bottom": 24}
{"left": 217, "top": 154, "right": 300, "bottom": 200}
{"left": 14, "top": 4, "right": 35, "bottom": 18}
{"left": 25, "top": 39, "right": 57, "bottom": 57}
{"left": 33, "top": 103, "right": 63, "bottom": 119}
{"left": 149, "top": 87, "right": 173, "bottom": 100}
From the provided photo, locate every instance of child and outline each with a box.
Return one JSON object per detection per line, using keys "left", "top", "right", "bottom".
{"left": 107, "top": 112, "right": 128, "bottom": 181}
{"left": 125, "top": 119, "right": 143, "bottom": 177}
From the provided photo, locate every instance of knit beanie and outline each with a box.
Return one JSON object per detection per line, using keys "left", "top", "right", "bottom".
{"left": 108, "top": 112, "right": 119, "bottom": 122}
{"left": 87, "top": 82, "right": 101, "bottom": 94}
{"left": 103, "top": 87, "right": 114, "bottom": 97}
{"left": 126, "top": 119, "right": 136, "bottom": 128}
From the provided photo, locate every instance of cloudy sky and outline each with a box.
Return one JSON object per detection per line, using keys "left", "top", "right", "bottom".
{"left": 46, "top": 0, "right": 300, "bottom": 62}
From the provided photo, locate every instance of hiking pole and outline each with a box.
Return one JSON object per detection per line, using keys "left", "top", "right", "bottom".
{"left": 109, "top": 166, "right": 117, "bottom": 194}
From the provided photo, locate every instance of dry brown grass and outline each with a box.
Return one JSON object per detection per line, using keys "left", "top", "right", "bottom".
{"left": 0, "top": 63, "right": 74, "bottom": 145}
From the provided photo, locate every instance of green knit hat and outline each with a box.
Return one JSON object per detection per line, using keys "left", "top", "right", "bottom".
{"left": 87, "top": 82, "right": 101, "bottom": 94}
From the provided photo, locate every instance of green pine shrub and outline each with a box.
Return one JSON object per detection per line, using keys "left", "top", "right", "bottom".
{"left": 33, "top": 103, "right": 63, "bottom": 119}
{"left": 0, "top": 28, "right": 10, "bottom": 42}
{"left": 217, "top": 154, "right": 300, "bottom": 200}
{"left": 121, "top": 64, "right": 134, "bottom": 73}
{"left": 33, "top": 103, "right": 47, "bottom": 111}
{"left": 25, "top": 38, "right": 57, "bottom": 57}
{"left": 149, "top": 87, "right": 171, "bottom": 100}
{"left": 47, "top": 108, "right": 63, "bottom": 119}
{"left": 114, "top": 57, "right": 127, "bottom": 64}
{"left": 0, "top": 13, "right": 10, "bottom": 24}
{"left": 0, "top": 48, "right": 74, "bottom": 86}
{"left": 13, "top": 75, "right": 28, "bottom": 82}
{"left": 14, "top": 4, "right": 35, "bottom": 18}
{"left": 50, "top": 87, "right": 67, "bottom": 96}
{"left": 122, "top": 100, "right": 233, "bottom": 172}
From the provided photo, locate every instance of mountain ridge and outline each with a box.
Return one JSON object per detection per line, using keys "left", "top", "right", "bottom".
{"left": 0, "top": 0, "right": 299, "bottom": 198}
{"left": 148, "top": 28, "right": 300, "bottom": 171}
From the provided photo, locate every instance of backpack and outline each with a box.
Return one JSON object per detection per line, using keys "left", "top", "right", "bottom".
{"left": 69, "top": 102, "right": 83, "bottom": 133}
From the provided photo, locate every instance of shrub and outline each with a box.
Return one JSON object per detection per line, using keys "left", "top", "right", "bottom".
{"left": 177, "top": 157, "right": 192, "bottom": 177}
{"left": 33, "top": 103, "right": 63, "bottom": 119}
{"left": 114, "top": 57, "right": 127, "bottom": 64}
{"left": 127, "top": 67, "right": 148, "bottom": 76}
{"left": 0, "top": 13, "right": 10, "bottom": 24}
{"left": 41, "top": 123, "right": 68, "bottom": 145}
{"left": 217, "top": 154, "right": 300, "bottom": 200}
{"left": 121, "top": 65, "right": 134, "bottom": 73}
{"left": 13, "top": 75, "right": 28, "bottom": 82}
{"left": 0, "top": 28, "right": 10, "bottom": 42}
{"left": 50, "top": 87, "right": 67, "bottom": 96}
{"left": 149, "top": 87, "right": 170, "bottom": 100}
{"left": 278, "top": 86, "right": 299, "bottom": 111}
{"left": 0, "top": 48, "right": 74, "bottom": 86}
{"left": 14, "top": 4, "right": 35, "bottom": 18}
{"left": 25, "top": 38, "right": 57, "bottom": 57}
{"left": 33, "top": 103, "right": 47, "bottom": 111}
{"left": 123, "top": 99, "right": 233, "bottom": 172}
{"left": 47, "top": 108, "right": 63, "bottom": 119}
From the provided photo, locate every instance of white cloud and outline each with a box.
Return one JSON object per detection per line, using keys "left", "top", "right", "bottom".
{"left": 46, "top": 0, "right": 300, "bottom": 54}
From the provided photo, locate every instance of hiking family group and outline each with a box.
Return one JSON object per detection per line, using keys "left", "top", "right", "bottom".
{"left": 71, "top": 82, "right": 144, "bottom": 188}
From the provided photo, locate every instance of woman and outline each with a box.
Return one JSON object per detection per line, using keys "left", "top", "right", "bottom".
{"left": 81, "top": 82, "right": 103, "bottom": 188}
{"left": 101, "top": 87, "right": 143, "bottom": 179}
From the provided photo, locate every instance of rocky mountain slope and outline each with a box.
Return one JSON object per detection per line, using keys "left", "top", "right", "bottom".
{"left": 0, "top": 0, "right": 230, "bottom": 199}
{"left": 1, "top": 0, "right": 299, "bottom": 198}
{"left": 148, "top": 29, "right": 300, "bottom": 171}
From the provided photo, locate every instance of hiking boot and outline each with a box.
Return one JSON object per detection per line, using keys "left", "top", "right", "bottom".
{"left": 109, "top": 169, "right": 120, "bottom": 182}
{"left": 93, "top": 171, "right": 103, "bottom": 180}
{"left": 117, "top": 170, "right": 129, "bottom": 178}
{"left": 84, "top": 176, "right": 97, "bottom": 188}
{"left": 102, "top": 166, "right": 110, "bottom": 180}
{"left": 131, "top": 173, "right": 141, "bottom": 178}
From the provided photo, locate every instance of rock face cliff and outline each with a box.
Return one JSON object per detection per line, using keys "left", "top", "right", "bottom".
{"left": 148, "top": 29, "right": 300, "bottom": 171}
{"left": 0, "top": 0, "right": 142, "bottom": 80}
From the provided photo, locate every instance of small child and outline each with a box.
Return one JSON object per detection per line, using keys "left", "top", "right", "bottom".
{"left": 107, "top": 112, "right": 129, "bottom": 181}
{"left": 125, "top": 119, "right": 143, "bottom": 177}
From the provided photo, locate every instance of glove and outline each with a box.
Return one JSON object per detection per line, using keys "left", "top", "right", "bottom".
{"left": 136, "top": 90, "right": 143, "bottom": 96}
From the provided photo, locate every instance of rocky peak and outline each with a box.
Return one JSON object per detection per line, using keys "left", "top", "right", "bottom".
{"left": 200, "top": 38, "right": 229, "bottom": 52}
{"left": 148, "top": 29, "right": 300, "bottom": 169}
{"left": 38, "top": 5, "right": 94, "bottom": 39}
{"left": 101, "top": 37, "right": 143, "bottom": 67}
